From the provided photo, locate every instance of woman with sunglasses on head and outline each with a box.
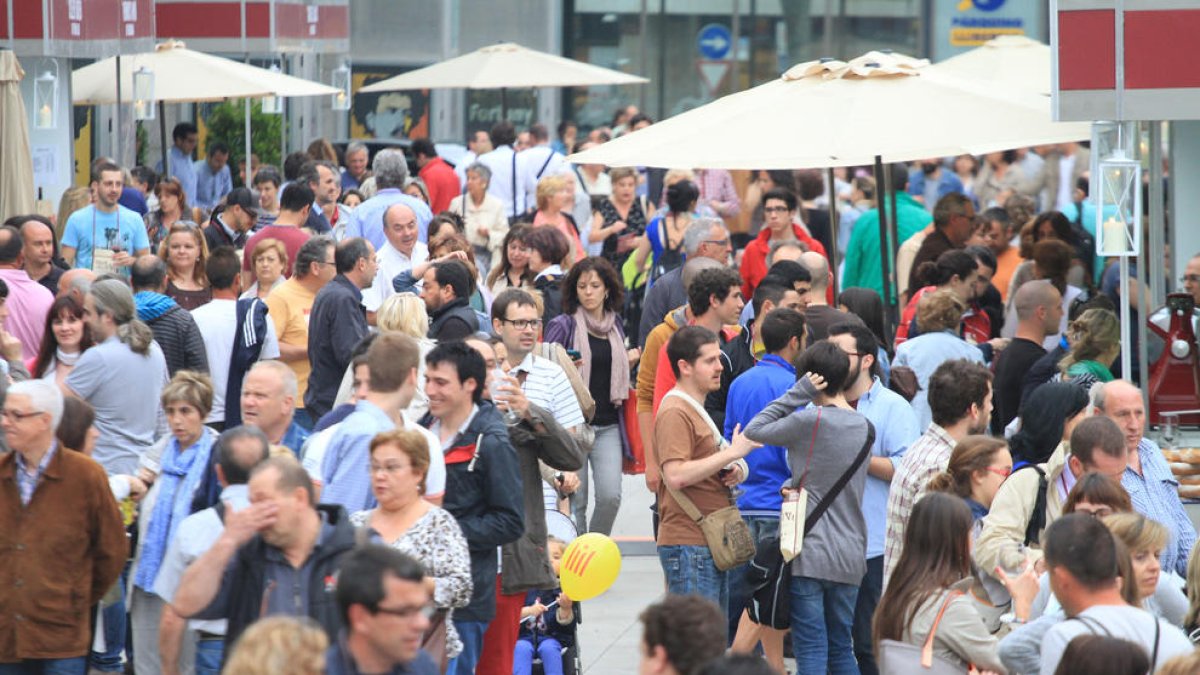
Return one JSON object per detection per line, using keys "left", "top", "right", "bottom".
{"left": 145, "top": 178, "right": 197, "bottom": 249}
{"left": 928, "top": 436, "right": 1012, "bottom": 540}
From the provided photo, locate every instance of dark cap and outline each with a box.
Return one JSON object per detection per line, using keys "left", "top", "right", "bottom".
{"left": 224, "top": 187, "right": 258, "bottom": 217}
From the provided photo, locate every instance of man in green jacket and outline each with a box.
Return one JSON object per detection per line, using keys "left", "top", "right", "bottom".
{"left": 841, "top": 164, "right": 933, "bottom": 303}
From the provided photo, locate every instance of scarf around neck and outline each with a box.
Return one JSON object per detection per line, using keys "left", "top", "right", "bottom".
{"left": 573, "top": 308, "right": 629, "bottom": 404}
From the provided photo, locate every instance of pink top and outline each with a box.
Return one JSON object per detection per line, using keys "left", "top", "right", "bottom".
{"left": 532, "top": 211, "right": 585, "bottom": 263}
{"left": 0, "top": 269, "right": 54, "bottom": 362}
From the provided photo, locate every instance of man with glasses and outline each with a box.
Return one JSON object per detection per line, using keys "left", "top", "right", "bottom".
{"left": 171, "top": 456, "right": 359, "bottom": 650}
{"left": 1149, "top": 253, "right": 1200, "bottom": 337}
{"left": 265, "top": 236, "right": 336, "bottom": 429}
{"left": 0, "top": 380, "right": 127, "bottom": 674}
{"left": 827, "top": 323, "right": 920, "bottom": 675}
{"left": 326, "top": 546, "right": 440, "bottom": 674}
{"left": 638, "top": 218, "right": 733, "bottom": 348}
{"left": 305, "top": 238, "right": 377, "bottom": 421}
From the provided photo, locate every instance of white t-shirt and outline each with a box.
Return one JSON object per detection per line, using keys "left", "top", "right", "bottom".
{"left": 191, "top": 298, "right": 281, "bottom": 422}
{"left": 362, "top": 240, "right": 428, "bottom": 312}
{"left": 1039, "top": 604, "right": 1193, "bottom": 674}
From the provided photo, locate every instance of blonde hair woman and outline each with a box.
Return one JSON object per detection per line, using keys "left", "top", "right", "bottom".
{"left": 333, "top": 294, "right": 434, "bottom": 421}
{"left": 157, "top": 222, "right": 212, "bottom": 310}
{"left": 55, "top": 186, "right": 91, "bottom": 243}
{"left": 1103, "top": 513, "right": 1187, "bottom": 624}
{"left": 1059, "top": 308, "right": 1120, "bottom": 388}
{"left": 222, "top": 616, "right": 328, "bottom": 675}
{"left": 532, "top": 173, "right": 584, "bottom": 263}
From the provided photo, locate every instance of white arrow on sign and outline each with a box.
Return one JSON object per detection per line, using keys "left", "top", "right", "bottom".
{"left": 697, "top": 61, "right": 730, "bottom": 95}
{"left": 700, "top": 34, "right": 729, "bottom": 55}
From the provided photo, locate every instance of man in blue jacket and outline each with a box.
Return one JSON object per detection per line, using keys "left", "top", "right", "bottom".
{"left": 421, "top": 341, "right": 524, "bottom": 675}
{"left": 722, "top": 307, "right": 807, "bottom": 643}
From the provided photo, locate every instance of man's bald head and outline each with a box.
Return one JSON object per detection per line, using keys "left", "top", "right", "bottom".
{"left": 0, "top": 226, "right": 21, "bottom": 266}
{"left": 382, "top": 202, "right": 419, "bottom": 255}
{"left": 798, "top": 252, "right": 830, "bottom": 291}
{"left": 18, "top": 219, "right": 54, "bottom": 270}
{"left": 58, "top": 268, "right": 96, "bottom": 301}
{"left": 681, "top": 256, "right": 724, "bottom": 291}
{"left": 130, "top": 255, "right": 168, "bottom": 292}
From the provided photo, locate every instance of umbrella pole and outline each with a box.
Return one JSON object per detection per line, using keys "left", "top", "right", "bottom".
{"left": 245, "top": 97, "right": 252, "bottom": 187}
{"left": 501, "top": 87, "right": 508, "bottom": 122}
{"left": 115, "top": 55, "right": 123, "bottom": 165}
{"left": 826, "top": 166, "right": 839, "bottom": 298}
{"left": 873, "top": 155, "right": 895, "bottom": 340}
{"left": 159, "top": 101, "right": 169, "bottom": 177}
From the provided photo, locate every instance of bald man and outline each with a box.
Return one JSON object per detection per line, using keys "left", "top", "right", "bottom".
{"left": 797, "top": 251, "right": 862, "bottom": 341}
{"left": 992, "top": 280, "right": 1064, "bottom": 432}
{"left": 363, "top": 202, "right": 428, "bottom": 319}
{"left": 17, "top": 218, "right": 64, "bottom": 295}
{"left": 1095, "top": 379, "right": 1197, "bottom": 576}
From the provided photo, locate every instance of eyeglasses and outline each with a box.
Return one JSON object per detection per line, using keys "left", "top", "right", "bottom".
{"left": 985, "top": 466, "right": 1012, "bottom": 479}
{"left": 501, "top": 318, "right": 542, "bottom": 331}
{"left": 0, "top": 409, "right": 44, "bottom": 422}
{"left": 370, "top": 462, "right": 411, "bottom": 474}
{"left": 1182, "top": 275, "right": 1200, "bottom": 284}
{"left": 763, "top": 206, "right": 790, "bottom": 214}
{"left": 314, "top": 260, "right": 337, "bottom": 266}
{"left": 703, "top": 238, "right": 731, "bottom": 247}
{"left": 372, "top": 603, "right": 437, "bottom": 620}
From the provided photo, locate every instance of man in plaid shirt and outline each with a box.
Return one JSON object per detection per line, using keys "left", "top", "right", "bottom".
{"left": 882, "top": 359, "right": 993, "bottom": 584}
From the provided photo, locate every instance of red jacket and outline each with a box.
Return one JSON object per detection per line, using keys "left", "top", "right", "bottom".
{"left": 894, "top": 285, "right": 992, "bottom": 349}
{"left": 419, "top": 157, "right": 462, "bottom": 214}
{"left": 740, "top": 222, "right": 831, "bottom": 303}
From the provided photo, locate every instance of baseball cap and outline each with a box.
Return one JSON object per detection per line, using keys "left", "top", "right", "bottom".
{"left": 224, "top": 187, "right": 258, "bottom": 217}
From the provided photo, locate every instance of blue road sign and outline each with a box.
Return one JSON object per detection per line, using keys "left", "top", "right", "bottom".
{"left": 697, "top": 24, "right": 732, "bottom": 61}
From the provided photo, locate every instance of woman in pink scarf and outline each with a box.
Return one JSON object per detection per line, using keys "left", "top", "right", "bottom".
{"left": 544, "top": 257, "right": 641, "bottom": 535}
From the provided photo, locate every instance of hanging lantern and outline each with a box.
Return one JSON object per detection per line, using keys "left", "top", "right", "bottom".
{"left": 132, "top": 66, "right": 156, "bottom": 121}
{"left": 331, "top": 62, "right": 351, "bottom": 111}
{"left": 261, "top": 63, "right": 284, "bottom": 115}
{"left": 1095, "top": 150, "right": 1141, "bottom": 258}
{"left": 32, "top": 61, "right": 59, "bottom": 130}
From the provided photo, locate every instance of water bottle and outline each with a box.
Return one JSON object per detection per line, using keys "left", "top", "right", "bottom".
{"left": 491, "top": 367, "right": 521, "bottom": 426}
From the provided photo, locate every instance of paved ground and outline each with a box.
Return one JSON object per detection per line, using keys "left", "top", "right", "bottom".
{"left": 574, "top": 474, "right": 662, "bottom": 673}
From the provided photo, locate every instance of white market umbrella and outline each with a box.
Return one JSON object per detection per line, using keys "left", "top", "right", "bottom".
{"left": 72, "top": 40, "right": 338, "bottom": 175}
{"left": 71, "top": 40, "right": 338, "bottom": 104}
{"left": 932, "top": 35, "right": 1053, "bottom": 96}
{"left": 0, "top": 52, "right": 34, "bottom": 222}
{"left": 359, "top": 42, "right": 649, "bottom": 93}
{"left": 567, "top": 51, "right": 1089, "bottom": 170}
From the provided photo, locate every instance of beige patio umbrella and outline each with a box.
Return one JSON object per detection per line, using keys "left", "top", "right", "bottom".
{"left": 567, "top": 51, "right": 1089, "bottom": 170}
{"left": 359, "top": 42, "right": 649, "bottom": 93}
{"left": 72, "top": 40, "right": 339, "bottom": 175}
{"left": 72, "top": 40, "right": 338, "bottom": 104}
{"left": 932, "top": 35, "right": 1053, "bottom": 95}
{"left": 0, "top": 52, "right": 35, "bottom": 222}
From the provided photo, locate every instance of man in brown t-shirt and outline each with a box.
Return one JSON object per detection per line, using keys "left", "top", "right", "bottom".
{"left": 655, "top": 325, "right": 759, "bottom": 615}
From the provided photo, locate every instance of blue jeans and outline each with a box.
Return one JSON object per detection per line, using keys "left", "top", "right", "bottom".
{"left": 90, "top": 563, "right": 128, "bottom": 672}
{"left": 512, "top": 637, "right": 563, "bottom": 675}
{"left": 790, "top": 576, "right": 860, "bottom": 675}
{"left": 195, "top": 638, "right": 224, "bottom": 675}
{"left": 658, "top": 545, "right": 728, "bottom": 617}
{"left": 0, "top": 657, "right": 87, "bottom": 675}
{"left": 727, "top": 516, "right": 781, "bottom": 643}
{"left": 450, "top": 619, "right": 488, "bottom": 675}
{"left": 852, "top": 556, "right": 884, "bottom": 675}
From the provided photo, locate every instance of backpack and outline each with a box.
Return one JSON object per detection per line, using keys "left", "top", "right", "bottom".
{"left": 1020, "top": 464, "right": 1049, "bottom": 547}
{"left": 647, "top": 213, "right": 686, "bottom": 286}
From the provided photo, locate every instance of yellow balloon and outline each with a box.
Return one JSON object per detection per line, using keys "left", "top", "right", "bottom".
{"left": 560, "top": 533, "right": 622, "bottom": 601}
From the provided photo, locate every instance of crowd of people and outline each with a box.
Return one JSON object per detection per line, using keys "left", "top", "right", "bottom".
{"left": 2, "top": 110, "right": 1200, "bottom": 675}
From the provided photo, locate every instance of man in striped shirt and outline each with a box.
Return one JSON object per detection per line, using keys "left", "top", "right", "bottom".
{"left": 882, "top": 359, "right": 993, "bottom": 584}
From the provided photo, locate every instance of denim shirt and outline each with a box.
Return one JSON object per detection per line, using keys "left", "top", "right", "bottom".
{"left": 1124, "top": 438, "right": 1197, "bottom": 576}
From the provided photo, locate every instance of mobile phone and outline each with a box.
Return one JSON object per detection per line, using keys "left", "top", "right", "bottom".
{"left": 566, "top": 349, "right": 582, "bottom": 360}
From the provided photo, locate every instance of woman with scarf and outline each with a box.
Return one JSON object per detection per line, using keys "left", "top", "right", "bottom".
{"left": 30, "top": 294, "right": 95, "bottom": 386}
{"left": 129, "top": 371, "right": 219, "bottom": 674}
{"left": 545, "top": 257, "right": 640, "bottom": 535}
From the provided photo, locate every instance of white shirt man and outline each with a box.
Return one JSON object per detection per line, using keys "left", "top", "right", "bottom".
{"left": 362, "top": 203, "right": 429, "bottom": 314}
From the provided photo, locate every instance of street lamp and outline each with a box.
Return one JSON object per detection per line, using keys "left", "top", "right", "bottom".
{"left": 132, "top": 66, "right": 155, "bottom": 121}
{"left": 32, "top": 61, "right": 59, "bottom": 129}
{"left": 331, "top": 62, "right": 351, "bottom": 111}
{"left": 261, "top": 63, "right": 284, "bottom": 115}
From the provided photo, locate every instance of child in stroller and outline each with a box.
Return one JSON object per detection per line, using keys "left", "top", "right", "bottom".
{"left": 513, "top": 536, "right": 578, "bottom": 675}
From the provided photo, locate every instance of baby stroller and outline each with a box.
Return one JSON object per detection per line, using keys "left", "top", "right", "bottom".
{"left": 527, "top": 507, "right": 583, "bottom": 675}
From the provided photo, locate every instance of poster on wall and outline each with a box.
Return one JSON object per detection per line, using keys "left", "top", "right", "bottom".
{"left": 351, "top": 68, "right": 430, "bottom": 140}
{"left": 466, "top": 89, "right": 537, "bottom": 137}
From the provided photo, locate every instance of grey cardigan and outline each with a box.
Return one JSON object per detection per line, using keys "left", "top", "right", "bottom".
{"left": 744, "top": 377, "right": 874, "bottom": 585}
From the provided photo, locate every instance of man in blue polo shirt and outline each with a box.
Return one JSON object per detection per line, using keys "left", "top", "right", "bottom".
{"left": 722, "top": 307, "right": 807, "bottom": 649}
